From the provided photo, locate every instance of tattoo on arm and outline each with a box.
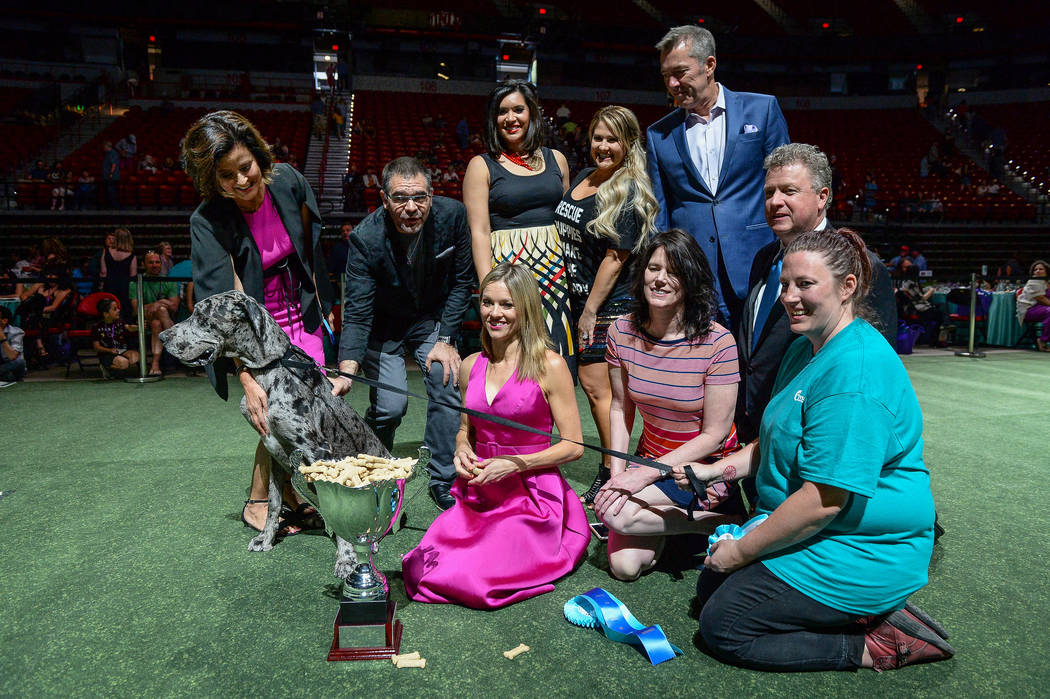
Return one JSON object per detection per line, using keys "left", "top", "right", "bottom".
{"left": 721, "top": 464, "right": 737, "bottom": 483}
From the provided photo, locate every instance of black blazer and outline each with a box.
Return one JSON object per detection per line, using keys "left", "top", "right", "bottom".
{"left": 189, "top": 164, "right": 334, "bottom": 399}
{"left": 734, "top": 230, "right": 897, "bottom": 443}
{"left": 337, "top": 196, "right": 473, "bottom": 364}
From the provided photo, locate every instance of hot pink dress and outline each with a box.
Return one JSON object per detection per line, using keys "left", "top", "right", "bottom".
{"left": 402, "top": 353, "right": 591, "bottom": 609}
{"left": 241, "top": 189, "right": 324, "bottom": 364}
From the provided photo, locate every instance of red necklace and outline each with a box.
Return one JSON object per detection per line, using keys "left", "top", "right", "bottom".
{"left": 501, "top": 151, "right": 534, "bottom": 170}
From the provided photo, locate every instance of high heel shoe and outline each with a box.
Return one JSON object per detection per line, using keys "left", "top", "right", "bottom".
{"left": 580, "top": 466, "right": 611, "bottom": 507}
{"left": 241, "top": 498, "right": 301, "bottom": 536}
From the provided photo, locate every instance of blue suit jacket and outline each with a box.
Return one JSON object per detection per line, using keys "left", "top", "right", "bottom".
{"left": 646, "top": 86, "right": 789, "bottom": 320}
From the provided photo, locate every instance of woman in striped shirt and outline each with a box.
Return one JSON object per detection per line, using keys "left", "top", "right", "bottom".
{"left": 594, "top": 229, "right": 746, "bottom": 581}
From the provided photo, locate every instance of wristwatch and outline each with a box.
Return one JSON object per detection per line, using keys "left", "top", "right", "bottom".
{"left": 437, "top": 335, "right": 454, "bottom": 345}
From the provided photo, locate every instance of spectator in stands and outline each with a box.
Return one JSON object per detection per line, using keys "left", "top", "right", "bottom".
{"left": 16, "top": 263, "right": 74, "bottom": 366}
{"left": 47, "top": 161, "right": 64, "bottom": 184}
{"left": 0, "top": 306, "right": 26, "bottom": 387}
{"left": 887, "top": 245, "right": 910, "bottom": 271}
{"left": 421, "top": 114, "right": 434, "bottom": 128}
{"left": 71, "top": 257, "right": 94, "bottom": 297}
{"left": 1016, "top": 259, "right": 1050, "bottom": 352}
{"left": 909, "top": 247, "right": 928, "bottom": 271}
{"left": 331, "top": 156, "right": 473, "bottom": 512}
{"left": 101, "top": 141, "right": 120, "bottom": 208}
{"left": 75, "top": 169, "right": 97, "bottom": 210}
{"left": 646, "top": 25, "right": 790, "bottom": 329}
{"left": 463, "top": 79, "right": 573, "bottom": 370}
{"left": 183, "top": 109, "right": 335, "bottom": 535}
{"left": 442, "top": 169, "right": 460, "bottom": 183}
{"left": 51, "top": 173, "right": 73, "bottom": 211}
{"left": 311, "top": 94, "right": 325, "bottom": 140}
{"left": 130, "top": 250, "right": 179, "bottom": 377}
{"left": 91, "top": 297, "right": 140, "bottom": 378}
{"left": 689, "top": 227, "right": 952, "bottom": 673}
{"left": 41, "top": 237, "right": 70, "bottom": 270}
{"left": 553, "top": 105, "right": 658, "bottom": 506}
{"left": 919, "top": 154, "right": 929, "bottom": 178}
{"left": 99, "top": 228, "right": 137, "bottom": 320}
{"left": 434, "top": 113, "right": 447, "bottom": 130}
{"left": 157, "top": 241, "right": 175, "bottom": 275}
{"left": 556, "top": 102, "right": 571, "bottom": 126}
{"left": 27, "top": 159, "right": 48, "bottom": 181}
{"left": 326, "top": 223, "right": 352, "bottom": 276}
{"left": 361, "top": 169, "right": 380, "bottom": 189}
{"left": 161, "top": 156, "right": 177, "bottom": 172}
{"left": 997, "top": 255, "right": 1023, "bottom": 280}
{"left": 594, "top": 230, "right": 744, "bottom": 581}
{"left": 456, "top": 117, "right": 470, "bottom": 150}
{"left": 140, "top": 154, "right": 158, "bottom": 174}
{"left": 115, "top": 134, "right": 137, "bottom": 173}
{"left": 896, "top": 258, "right": 943, "bottom": 345}
{"left": 863, "top": 172, "right": 878, "bottom": 213}
{"left": 342, "top": 168, "right": 363, "bottom": 212}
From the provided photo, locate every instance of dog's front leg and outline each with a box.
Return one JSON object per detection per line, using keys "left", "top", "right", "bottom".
{"left": 248, "top": 446, "right": 285, "bottom": 552}
{"left": 334, "top": 535, "right": 359, "bottom": 580}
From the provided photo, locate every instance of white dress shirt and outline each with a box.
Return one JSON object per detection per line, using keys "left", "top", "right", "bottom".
{"left": 685, "top": 84, "right": 727, "bottom": 195}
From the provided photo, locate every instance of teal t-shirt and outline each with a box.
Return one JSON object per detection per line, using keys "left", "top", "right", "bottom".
{"left": 756, "top": 319, "right": 935, "bottom": 615}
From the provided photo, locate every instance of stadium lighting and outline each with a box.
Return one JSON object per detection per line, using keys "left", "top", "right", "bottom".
{"left": 916, "top": 64, "right": 923, "bottom": 70}
{"left": 822, "top": 22, "right": 829, "bottom": 29}
{"left": 955, "top": 16, "right": 963, "bottom": 23}
{"left": 539, "top": 7, "right": 546, "bottom": 14}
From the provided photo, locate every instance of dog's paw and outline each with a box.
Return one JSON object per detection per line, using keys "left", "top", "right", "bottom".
{"left": 248, "top": 533, "right": 275, "bottom": 552}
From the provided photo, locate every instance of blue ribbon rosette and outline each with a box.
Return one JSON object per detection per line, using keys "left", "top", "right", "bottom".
{"left": 563, "top": 588, "right": 683, "bottom": 665}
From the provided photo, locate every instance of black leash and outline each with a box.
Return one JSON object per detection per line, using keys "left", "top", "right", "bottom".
{"left": 281, "top": 357, "right": 712, "bottom": 500}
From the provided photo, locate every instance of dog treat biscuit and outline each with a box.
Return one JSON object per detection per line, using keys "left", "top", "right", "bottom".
{"left": 396, "top": 658, "right": 426, "bottom": 669}
{"left": 300, "top": 454, "right": 417, "bottom": 487}
{"left": 391, "top": 651, "right": 421, "bottom": 665}
{"left": 503, "top": 643, "right": 530, "bottom": 659}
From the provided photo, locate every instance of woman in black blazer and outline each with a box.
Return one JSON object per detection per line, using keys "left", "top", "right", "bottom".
{"left": 183, "top": 110, "right": 334, "bottom": 535}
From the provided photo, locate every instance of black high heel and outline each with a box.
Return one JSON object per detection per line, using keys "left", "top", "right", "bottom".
{"left": 240, "top": 499, "right": 302, "bottom": 536}
{"left": 580, "top": 466, "right": 611, "bottom": 507}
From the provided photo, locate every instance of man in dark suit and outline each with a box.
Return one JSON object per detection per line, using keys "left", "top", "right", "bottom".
{"left": 647, "top": 25, "right": 790, "bottom": 328}
{"left": 736, "top": 143, "right": 896, "bottom": 445}
{"left": 332, "top": 157, "right": 474, "bottom": 510}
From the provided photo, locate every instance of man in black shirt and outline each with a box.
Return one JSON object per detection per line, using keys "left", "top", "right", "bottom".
{"left": 331, "top": 157, "right": 473, "bottom": 510}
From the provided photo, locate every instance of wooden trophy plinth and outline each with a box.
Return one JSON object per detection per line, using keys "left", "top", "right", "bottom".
{"left": 327, "top": 595, "right": 403, "bottom": 661}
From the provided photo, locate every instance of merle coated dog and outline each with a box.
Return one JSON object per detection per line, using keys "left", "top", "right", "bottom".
{"left": 159, "top": 289, "right": 390, "bottom": 579}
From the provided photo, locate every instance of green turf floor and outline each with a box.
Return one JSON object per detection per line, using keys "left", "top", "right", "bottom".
{"left": 2, "top": 350, "right": 1049, "bottom": 697}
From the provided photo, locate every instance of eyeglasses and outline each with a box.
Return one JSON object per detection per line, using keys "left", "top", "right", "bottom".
{"left": 385, "top": 193, "right": 431, "bottom": 206}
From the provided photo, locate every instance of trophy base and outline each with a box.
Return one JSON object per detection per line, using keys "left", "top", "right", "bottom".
{"left": 327, "top": 598, "right": 403, "bottom": 661}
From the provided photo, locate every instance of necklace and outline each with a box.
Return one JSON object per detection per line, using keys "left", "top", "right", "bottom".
{"left": 501, "top": 151, "right": 534, "bottom": 171}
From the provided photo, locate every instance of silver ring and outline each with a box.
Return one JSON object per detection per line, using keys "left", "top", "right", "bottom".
{"left": 581, "top": 333, "right": 589, "bottom": 339}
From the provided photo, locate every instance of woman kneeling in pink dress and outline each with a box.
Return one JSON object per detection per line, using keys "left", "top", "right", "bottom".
{"left": 402, "top": 262, "right": 591, "bottom": 609}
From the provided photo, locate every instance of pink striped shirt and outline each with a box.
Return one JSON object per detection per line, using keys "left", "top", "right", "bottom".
{"left": 606, "top": 315, "right": 739, "bottom": 460}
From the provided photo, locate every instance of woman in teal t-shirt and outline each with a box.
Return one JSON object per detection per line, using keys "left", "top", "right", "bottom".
{"left": 675, "top": 228, "right": 954, "bottom": 673}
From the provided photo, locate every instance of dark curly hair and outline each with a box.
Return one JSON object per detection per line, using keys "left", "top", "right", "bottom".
{"left": 629, "top": 229, "right": 719, "bottom": 341}
{"left": 181, "top": 110, "right": 273, "bottom": 201}
{"left": 481, "top": 80, "right": 548, "bottom": 160}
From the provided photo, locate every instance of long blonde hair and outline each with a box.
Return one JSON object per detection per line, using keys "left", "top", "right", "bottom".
{"left": 586, "top": 106, "right": 659, "bottom": 252}
{"left": 479, "top": 263, "right": 552, "bottom": 383}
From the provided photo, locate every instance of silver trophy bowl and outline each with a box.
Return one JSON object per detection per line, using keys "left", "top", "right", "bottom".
{"left": 298, "top": 447, "right": 428, "bottom": 601}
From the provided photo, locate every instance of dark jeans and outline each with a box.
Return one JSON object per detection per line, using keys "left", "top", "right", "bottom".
{"left": 361, "top": 321, "right": 459, "bottom": 485}
{"left": 697, "top": 561, "right": 867, "bottom": 671}
{"left": 0, "top": 357, "right": 26, "bottom": 381}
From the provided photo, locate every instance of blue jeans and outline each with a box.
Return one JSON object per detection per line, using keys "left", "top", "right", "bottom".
{"left": 0, "top": 357, "right": 26, "bottom": 381}
{"left": 362, "top": 322, "right": 459, "bottom": 485}
{"left": 697, "top": 562, "right": 866, "bottom": 671}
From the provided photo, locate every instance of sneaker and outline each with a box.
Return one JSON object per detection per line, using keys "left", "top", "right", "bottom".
{"left": 865, "top": 609, "right": 955, "bottom": 671}
{"left": 580, "top": 466, "right": 610, "bottom": 506}
{"left": 0, "top": 381, "right": 15, "bottom": 388}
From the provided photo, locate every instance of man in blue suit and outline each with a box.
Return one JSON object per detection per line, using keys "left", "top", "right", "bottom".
{"left": 647, "top": 25, "right": 790, "bottom": 328}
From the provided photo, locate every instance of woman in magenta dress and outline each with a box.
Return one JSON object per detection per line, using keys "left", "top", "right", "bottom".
{"left": 403, "top": 263, "right": 590, "bottom": 609}
{"left": 183, "top": 110, "right": 335, "bottom": 536}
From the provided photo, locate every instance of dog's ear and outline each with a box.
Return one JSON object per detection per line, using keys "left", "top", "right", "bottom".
{"left": 238, "top": 291, "right": 288, "bottom": 367}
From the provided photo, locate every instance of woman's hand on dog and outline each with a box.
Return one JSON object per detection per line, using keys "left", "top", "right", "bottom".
{"left": 240, "top": 370, "right": 270, "bottom": 436}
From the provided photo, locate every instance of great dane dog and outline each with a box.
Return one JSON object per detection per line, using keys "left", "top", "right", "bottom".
{"left": 159, "top": 289, "right": 390, "bottom": 579}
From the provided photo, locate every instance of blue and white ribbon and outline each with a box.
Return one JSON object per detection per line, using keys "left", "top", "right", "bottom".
{"left": 563, "top": 588, "right": 683, "bottom": 665}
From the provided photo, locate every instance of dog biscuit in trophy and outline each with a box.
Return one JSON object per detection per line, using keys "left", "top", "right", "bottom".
{"left": 301, "top": 455, "right": 418, "bottom": 487}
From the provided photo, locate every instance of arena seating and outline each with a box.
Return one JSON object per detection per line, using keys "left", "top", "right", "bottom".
{"left": 49, "top": 105, "right": 312, "bottom": 210}
{"left": 976, "top": 101, "right": 1050, "bottom": 199}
